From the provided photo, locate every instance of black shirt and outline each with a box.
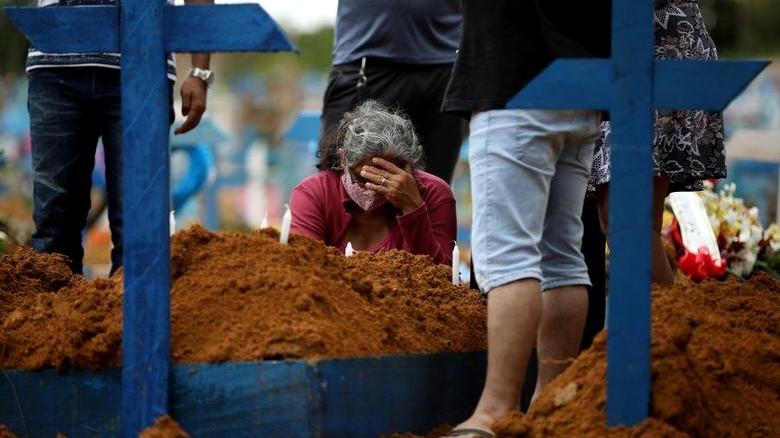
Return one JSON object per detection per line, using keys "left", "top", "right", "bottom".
{"left": 443, "top": 0, "right": 611, "bottom": 117}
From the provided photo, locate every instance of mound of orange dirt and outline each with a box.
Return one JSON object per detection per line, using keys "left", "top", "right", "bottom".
{"left": 138, "top": 416, "right": 189, "bottom": 438}
{"left": 0, "top": 225, "right": 485, "bottom": 370}
{"left": 491, "top": 274, "right": 780, "bottom": 437}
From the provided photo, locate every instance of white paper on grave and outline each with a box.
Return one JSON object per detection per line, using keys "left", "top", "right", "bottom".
{"left": 667, "top": 192, "right": 721, "bottom": 261}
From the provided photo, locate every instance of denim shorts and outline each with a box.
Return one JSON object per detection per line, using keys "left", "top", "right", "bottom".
{"left": 469, "top": 109, "right": 601, "bottom": 293}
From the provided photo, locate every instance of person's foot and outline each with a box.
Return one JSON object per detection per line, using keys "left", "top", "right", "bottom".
{"left": 443, "top": 412, "right": 497, "bottom": 438}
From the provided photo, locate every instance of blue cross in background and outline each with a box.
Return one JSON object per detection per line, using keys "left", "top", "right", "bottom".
{"left": 509, "top": 0, "right": 768, "bottom": 427}
{"left": 4, "top": 1, "right": 295, "bottom": 436}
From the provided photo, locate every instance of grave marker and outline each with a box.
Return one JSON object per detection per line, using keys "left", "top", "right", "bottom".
{"left": 5, "top": 2, "right": 295, "bottom": 435}
{"left": 508, "top": 0, "right": 767, "bottom": 425}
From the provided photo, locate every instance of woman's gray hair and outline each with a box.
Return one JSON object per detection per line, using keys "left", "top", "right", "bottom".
{"left": 336, "top": 100, "right": 424, "bottom": 171}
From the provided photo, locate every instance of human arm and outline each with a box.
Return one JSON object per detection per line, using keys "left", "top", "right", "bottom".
{"left": 395, "top": 196, "right": 456, "bottom": 265}
{"left": 362, "top": 159, "right": 456, "bottom": 264}
{"left": 175, "top": 0, "right": 213, "bottom": 135}
{"left": 289, "top": 184, "right": 329, "bottom": 243}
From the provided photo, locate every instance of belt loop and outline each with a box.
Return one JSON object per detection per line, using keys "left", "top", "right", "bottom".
{"left": 357, "top": 57, "right": 367, "bottom": 89}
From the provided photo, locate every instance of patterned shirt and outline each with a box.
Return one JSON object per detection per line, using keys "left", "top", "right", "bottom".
{"left": 26, "top": 0, "right": 177, "bottom": 81}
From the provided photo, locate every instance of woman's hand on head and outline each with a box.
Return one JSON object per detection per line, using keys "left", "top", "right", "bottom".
{"left": 361, "top": 157, "right": 423, "bottom": 214}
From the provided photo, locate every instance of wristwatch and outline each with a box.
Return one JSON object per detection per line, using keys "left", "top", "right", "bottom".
{"left": 189, "top": 67, "right": 215, "bottom": 88}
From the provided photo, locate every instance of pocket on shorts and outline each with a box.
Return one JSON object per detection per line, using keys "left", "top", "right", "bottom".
{"left": 577, "top": 114, "right": 602, "bottom": 167}
{"left": 516, "top": 142, "right": 551, "bottom": 171}
{"left": 514, "top": 118, "right": 557, "bottom": 174}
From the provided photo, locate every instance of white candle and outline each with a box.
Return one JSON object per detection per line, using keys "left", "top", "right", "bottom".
{"left": 169, "top": 210, "right": 176, "bottom": 237}
{"left": 345, "top": 242, "right": 354, "bottom": 257}
{"left": 260, "top": 211, "right": 269, "bottom": 229}
{"left": 279, "top": 204, "right": 291, "bottom": 244}
{"left": 452, "top": 242, "right": 460, "bottom": 285}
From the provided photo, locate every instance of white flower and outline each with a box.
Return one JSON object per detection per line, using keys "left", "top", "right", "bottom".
{"left": 730, "top": 259, "right": 749, "bottom": 278}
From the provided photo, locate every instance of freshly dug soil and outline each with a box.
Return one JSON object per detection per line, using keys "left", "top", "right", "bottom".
{"left": 0, "top": 225, "right": 486, "bottom": 370}
{"left": 383, "top": 424, "right": 454, "bottom": 438}
{"left": 138, "top": 416, "right": 189, "bottom": 438}
{"left": 396, "top": 274, "right": 780, "bottom": 437}
{"left": 0, "top": 426, "right": 67, "bottom": 438}
{"left": 496, "top": 274, "right": 780, "bottom": 437}
{"left": 0, "top": 248, "right": 122, "bottom": 370}
{"left": 0, "top": 426, "right": 18, "bottom": 438}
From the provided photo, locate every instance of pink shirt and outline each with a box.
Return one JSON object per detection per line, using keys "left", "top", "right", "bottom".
{"left": 290, "top": 170, "right": 456, "bottom": 265}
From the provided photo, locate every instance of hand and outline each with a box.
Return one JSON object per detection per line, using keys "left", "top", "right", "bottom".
{"left": 175, "top": 76, "right": 207, "bottom": 135}
{"left": 361, "top": 157, "right": 423, "bottom": 214}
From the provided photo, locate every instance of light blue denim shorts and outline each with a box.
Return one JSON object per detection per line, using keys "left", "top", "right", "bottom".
{"left": 469, "top": 109, "right": 601, "bottom": 294}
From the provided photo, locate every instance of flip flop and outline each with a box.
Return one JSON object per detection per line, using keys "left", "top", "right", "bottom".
{"left": 444, "top": 428, "right": 495, "bottom": 438}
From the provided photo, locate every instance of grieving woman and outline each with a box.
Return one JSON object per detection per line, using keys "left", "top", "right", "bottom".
{"left": 290, "top": 100, "right": 456, "bottom": 265}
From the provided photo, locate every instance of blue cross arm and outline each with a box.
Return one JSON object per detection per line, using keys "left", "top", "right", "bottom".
{"left": 506, "top": 59, "right": 615, "bottom": 110}
{"left": 507, "top": 58, "right": 769, "bottom": 112}
{"left": 3, "top": 6, "right": 118, "bottom": 52}
{"left": 655, "top": 60, "right": 769, "bottom": 111}
{"left": 4, "top": 4, "right": 296, "bottom": 53}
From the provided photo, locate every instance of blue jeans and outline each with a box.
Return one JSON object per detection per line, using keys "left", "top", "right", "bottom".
{"left": 469, "top": 109, "right": 601, "bottom": 293}
{"left": 28, "top": 67, "right": 173, "bottom": 274}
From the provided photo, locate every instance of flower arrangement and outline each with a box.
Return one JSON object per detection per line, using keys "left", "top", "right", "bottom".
{"left": 665, "top": 181, "right": 780, "bottom": 280}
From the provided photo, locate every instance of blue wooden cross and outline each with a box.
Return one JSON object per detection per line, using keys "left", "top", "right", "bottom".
{"left": 508, "top": 0, "right": 768, "bottom": 426}
{"left": 4, "top": 1, "right": 294, "bottom": 435}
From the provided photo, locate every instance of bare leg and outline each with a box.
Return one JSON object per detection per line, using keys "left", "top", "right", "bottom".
{"left": 530, "top": 285, "right": 588, "bottom": 403}
{"left": 450, "top": 279, "right": 542, "bottom": 436}
{"left": 595, "top": 177, "right": 674, "bottom": 286}
{"left": 651, "top": 178, "right": 674, "bottom": 286}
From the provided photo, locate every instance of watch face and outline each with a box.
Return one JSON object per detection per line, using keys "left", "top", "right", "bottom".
{"left": 192, "top": 69, "right": 213, "bottom": 85}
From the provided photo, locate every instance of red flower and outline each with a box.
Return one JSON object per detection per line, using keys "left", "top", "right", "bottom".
{"left": 678, "top": 247, "right": 726, "bottom": 281}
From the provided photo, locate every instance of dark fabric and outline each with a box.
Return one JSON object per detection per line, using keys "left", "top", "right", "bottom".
{"left": 332, "top": 0, "right": 461, "bottom": 66}
{"left": 27, "top": 0, "right": 177, "bottom": 80}
{"left": 589, "top": 1, "right": 724, "bottom": 192}
{"left": 320, "top": 60, "right": 467, "bottom": 183}
{"left": 580, "top": 197, "right": 607, "bottom": 350}
{"left": 28, "top": 67, "right": 173, "bottom": 274}
{"left": 443, "top": 0, "right": 611, "bottom": 117}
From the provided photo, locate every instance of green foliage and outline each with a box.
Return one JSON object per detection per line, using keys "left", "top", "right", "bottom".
{"left": 701, "top": 0, "right": 780, "bottom": 57}
{"left": 0, "top": 0, "right": 29, "bottom": 75}
{"left": 754, "top": 249, "right": 780, "bottom": 279}
{"left": 218, "top": 26, "right": 334, "bottom": 78}
{"left": 0, "top": 1, "right": 777, "bottom": 76}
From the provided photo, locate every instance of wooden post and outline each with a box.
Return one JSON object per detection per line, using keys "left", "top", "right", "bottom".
{"left": 505, "top": 0, "right": 767, "bottom": 427}
{"left": 605, "top": 0, "right": 654, "bottom": 424}
{"left": 120, "top": 0, "right": 171, "bottom": 435}
{"left": 4, "top": 3, "right": 294, "bottom": 435}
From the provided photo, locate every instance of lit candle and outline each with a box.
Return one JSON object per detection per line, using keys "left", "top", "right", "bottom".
{"left": 169, "top": 210, "right": 176, "bottom": 237}
{"left": 345, "top": 241, "right": 354, "bottom": 257}
{"left": 279, "top": 204, "right": 291, "bottom": 244}
{"left": 260, "top": 211, "right": 269, "bottom": 229}
{"left": 452, "top": 242, "right": 459, "bottom": 286}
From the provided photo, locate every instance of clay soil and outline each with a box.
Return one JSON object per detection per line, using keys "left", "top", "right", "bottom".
{"left": 138, "top": 416, "right": 190, "bottom": 438}
{"left": 0, "top": 426, "right": 18, "bottom": 438}
{"left": 395, "top": 274, "right": 780, "bottom": 437}
{"left": 0, "top": 225, "right": 486, "bottom": 370}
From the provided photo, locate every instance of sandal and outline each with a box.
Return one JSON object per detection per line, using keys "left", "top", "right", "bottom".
{"left": 444, "top": 428, "right": 495, "bottom": 438}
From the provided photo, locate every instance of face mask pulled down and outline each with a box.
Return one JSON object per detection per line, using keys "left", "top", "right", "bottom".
{"left": 340, "top": 158, "right": 388, "bottom": 212}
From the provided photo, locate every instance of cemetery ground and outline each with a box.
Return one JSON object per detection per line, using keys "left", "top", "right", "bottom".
{"left": 0, "top": 225, "right": 778, "bottom": 437}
